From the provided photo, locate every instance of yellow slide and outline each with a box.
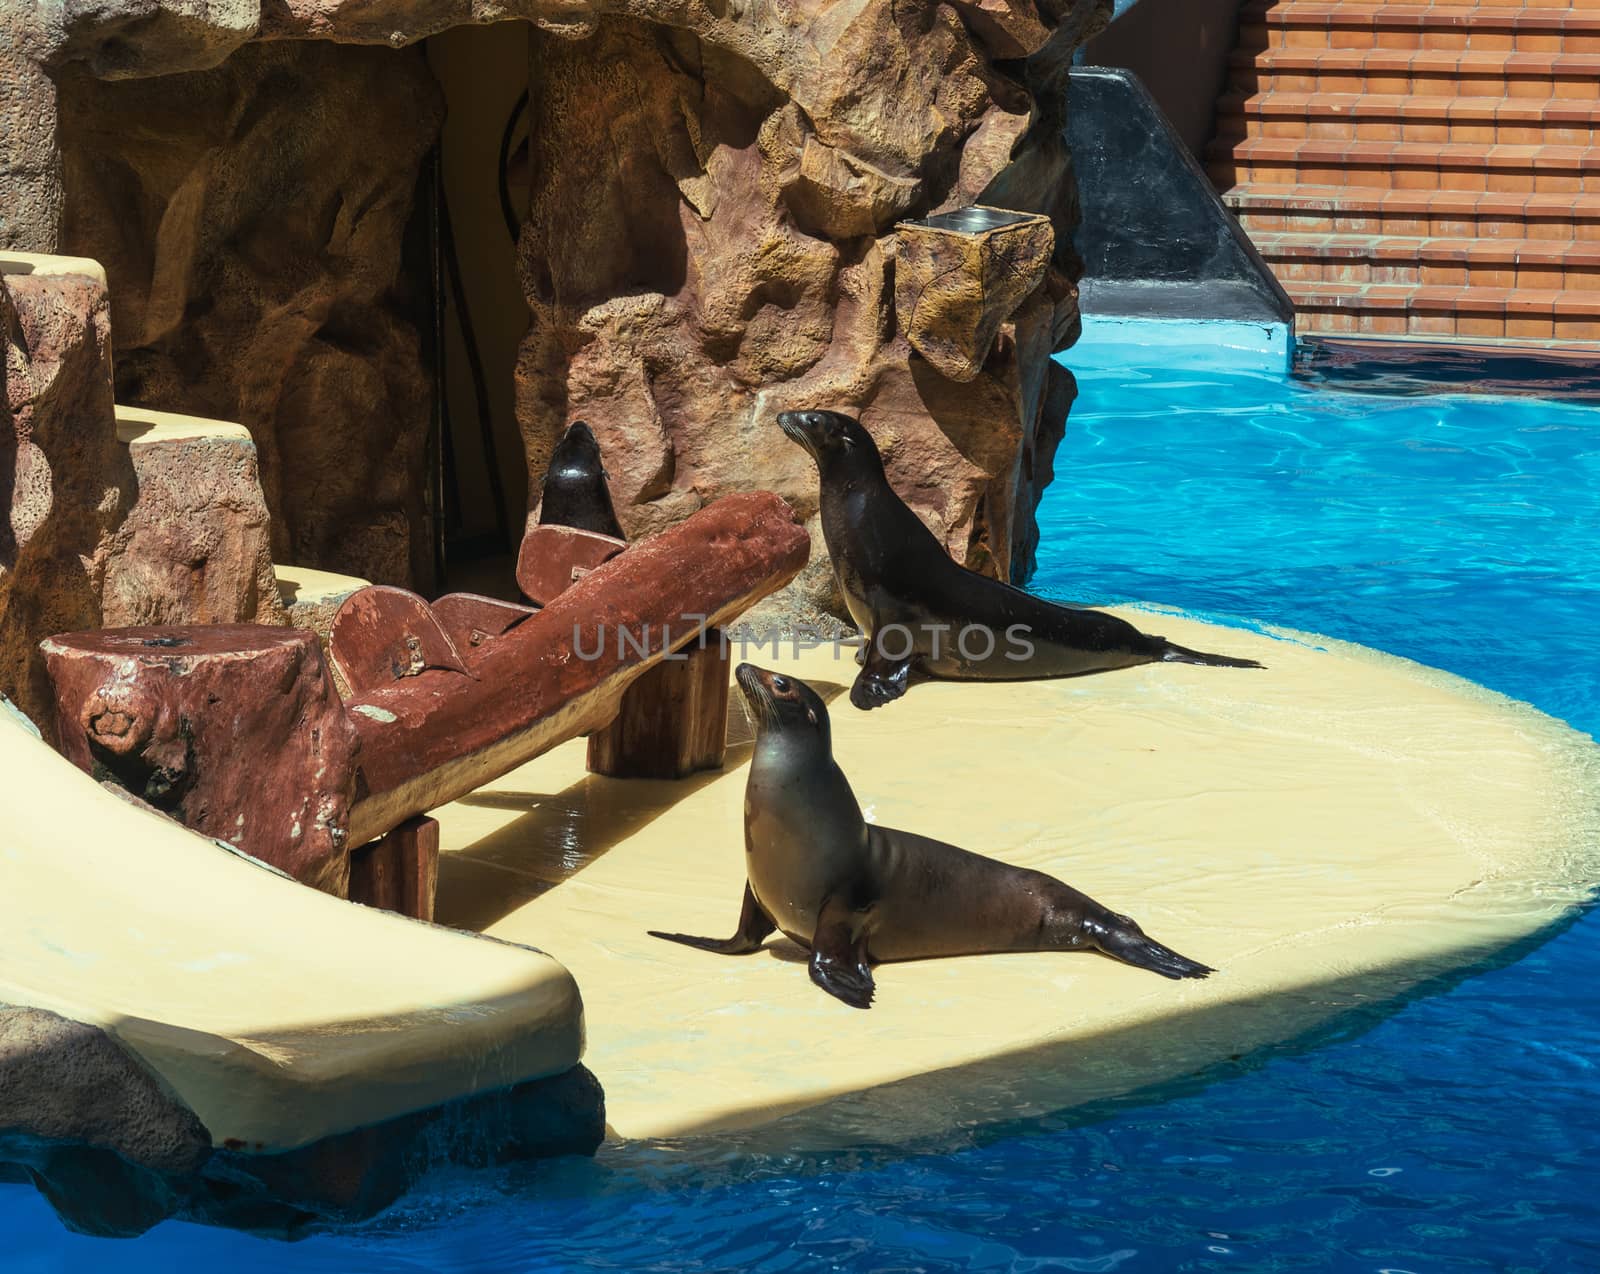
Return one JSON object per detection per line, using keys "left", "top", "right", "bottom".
{"left": 0, "top": 693, "right": 584, "bottom": 1154}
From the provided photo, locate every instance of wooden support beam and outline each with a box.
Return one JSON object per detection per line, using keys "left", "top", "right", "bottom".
{"left": 587, "top": 629, "right": 730, "bottom": 780}
{"left": 348, "top": 815, "right": 439, "bottom": 921}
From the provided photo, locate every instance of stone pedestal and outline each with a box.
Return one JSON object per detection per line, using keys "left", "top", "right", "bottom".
{"left": 102, "top": 405, "right": 287, "bottom": 628}
{"left": 894, "top": 207, "right": 1055, "bottom": 382}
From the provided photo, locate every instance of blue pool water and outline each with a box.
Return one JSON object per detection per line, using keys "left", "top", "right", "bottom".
{"left": 9, "top": 344, "right": 1600, "bottom": 1271}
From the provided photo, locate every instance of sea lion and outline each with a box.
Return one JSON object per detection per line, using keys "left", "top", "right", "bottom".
{"left": 536, "top": 420, "right": 626, "bottom": 541}
{"left": 777, "top": 409, "right": 1262, "bottom": 711}
{"left": 649, "top": 665, "right": 1213, "bottom": 1008}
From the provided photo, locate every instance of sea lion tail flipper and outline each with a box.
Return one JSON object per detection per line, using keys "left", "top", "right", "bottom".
{"left": 1090, "top": 914, "right": 1214, "bottom": 980}
{"left": 808, "top": 897, "right": 876, "bottom": 1008}
{"left": 649, "top": 882, "right": 775, "bottom": 956}
{"left": 1156, "top": 639, "right": 1263, "bottom": 670}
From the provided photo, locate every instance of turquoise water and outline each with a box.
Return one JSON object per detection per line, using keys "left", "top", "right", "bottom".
{"left": 8, "top": 346, "right": 1600, "bottom": 1271}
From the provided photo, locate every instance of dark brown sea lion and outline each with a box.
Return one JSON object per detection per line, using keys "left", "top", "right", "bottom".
{"left": 649, "top": 665, "right": 1213, "bottom": 1008}
{"left": 776, "top": 409, "right": 1262, "bottom": 711}
{"left": 536, "top": 420, "right": 626, "bottom": 541}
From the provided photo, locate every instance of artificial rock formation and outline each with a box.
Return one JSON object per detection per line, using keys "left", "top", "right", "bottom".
{"left": 515, "top": 5, "right": 1104, "bottom": 617}
{"left": 0, "top": 260, "right": 297, "bottom": 731}
{"left": 0, "top": 1005, "right": 212, "bottom": 1177}
{"left": 1, "top": 0, "right": 1110, "bottom": 630}
{"left": 102, "top": 410, "right": 286, "bottom": 628}
{"left": 0, "top": 261, "right": 130, "bottom": 731}
{"left": 55, "top": 40, "right": 444, "bottom": 589}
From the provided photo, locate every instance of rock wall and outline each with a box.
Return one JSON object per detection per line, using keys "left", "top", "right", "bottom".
{"left": 4, "top": 0, "right": 1109, "bottom": 630}
{"left": 55, "top": 40, "right": 443, "bottom": 588}
{"left": 515, "top": 5, "right": 1104, "bottom": 621}
{"left": 0, "top": 263, "right": 130, "bottom": 729}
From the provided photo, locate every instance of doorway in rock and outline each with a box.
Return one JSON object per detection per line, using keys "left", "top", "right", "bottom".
{"left": 426, "top": 23, "right": 535, "bottom": 602}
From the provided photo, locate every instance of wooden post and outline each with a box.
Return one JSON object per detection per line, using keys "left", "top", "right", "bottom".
{"left": 586, "top": 629, "right": 730, "bottom": 780}
{"left": 348, "top": 816, "right": 439, "bottom": 922}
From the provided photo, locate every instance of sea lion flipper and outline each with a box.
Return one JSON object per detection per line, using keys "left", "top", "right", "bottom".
{"left": 808, "top": 896, "right": 875, "bottom": 1009}
{"left": 849, "top": 642, "right": 912, "bottom": 712}
{"left": 1087, "top": 912, "right": 1213, "bottom": 981}
{"left": 1156, "top": 639, "right": 1263, "bottom": 670}
{"left": 649, "top": 882, "right": 776, "bottom": 956}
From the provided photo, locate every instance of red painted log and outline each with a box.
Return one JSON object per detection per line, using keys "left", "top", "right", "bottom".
{"left": 328, "top": 585, "right": 474, "bottom": 696}
{"left": 41, "top": 625, "right": 361, "bottom": 894}
{"left": 516, "top": 525, "right": 626, "bottom": 607}
{"left": 431, "top": 594, "right": 539, "bottom": 659}
{"left": 342, "top": 491, "right": 807, "bottom": 845}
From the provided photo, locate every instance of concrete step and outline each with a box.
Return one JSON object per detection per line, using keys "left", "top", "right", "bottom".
{"left": 1283, "top": 279, "right": 1600, "bottom": 340}
{"left": 1228, "top": 47, "right": 1600, "bottom": 98}
{"left": 1209, "top": 136, "right": 1600, "bottom": 195}
{"left": 1251, "top": 231, "right": 1600, "bottom": 292}
{"left": 1215, "top": 91, "right": 1600, "bottom": 148}
{"left": 1222, "top": 183, "right": 1600, "bottom": 240}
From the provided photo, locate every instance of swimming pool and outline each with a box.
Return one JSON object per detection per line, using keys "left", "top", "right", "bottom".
{"left": 9, "top": 341, "right": 1599, "bottom": 1272}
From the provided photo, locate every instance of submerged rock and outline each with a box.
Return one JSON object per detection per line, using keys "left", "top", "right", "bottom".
{"left": 0, "top": 1003, "right": 606, "bottom": 1239}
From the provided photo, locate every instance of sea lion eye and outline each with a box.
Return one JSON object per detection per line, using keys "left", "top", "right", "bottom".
{"left": 772, "top": 676, "right": 790, "bottom": 693}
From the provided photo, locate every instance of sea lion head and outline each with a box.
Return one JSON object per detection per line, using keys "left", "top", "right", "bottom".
{"left": 735, "top": 663, "right": 830, "bottom": 748}
{"left": 548, "top": 419, "right": 606, "bottom": 480}
{"left": 776, "top": 410, "right": 879, "bottom": 467}
{"left": 538, "top": 419, "right": 626, "bottom": 539}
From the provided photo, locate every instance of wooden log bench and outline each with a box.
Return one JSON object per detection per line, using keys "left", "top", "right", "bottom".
{"left": 43, "top": 492, "right": 809, "bottom": 920}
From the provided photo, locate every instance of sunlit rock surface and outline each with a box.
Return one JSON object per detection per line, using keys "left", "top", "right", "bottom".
{"left": 0, "top": 257, "right": 130, "bottom": 732}
{"left": 55, "top": 41, "right": 443, "bottom": 587}
{"left": 3, "top": 0, "right": 1113, "bottom": 619}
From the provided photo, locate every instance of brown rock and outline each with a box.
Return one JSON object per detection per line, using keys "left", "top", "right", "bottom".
{"left": 0, "top": 260, "right": 131, "bottom": 733}
{"left": 945, "top": 0, "right": 1053, "bottom": 60}
{"left": 56, "top": 39, "right": 444, "bottom": 589}
{"left": 893, "top": 207, "right": 1055, "bottom": 384}
{"left": 0, "top": 41, "right": 62, "bottom": 251}
{"left": 102, "top": 408, "right": 286, "bottom": 628}
{"left": 781, "top": 137, "right": 921, "bottom": 240}
{"left": 0, "top": 1004, "right": 211, "bottom": 1175}
{"left": 13, "top": 0, "right": 1108, "bottom": 636}
{"left": 514, "top": 6, "right": 1097, "bottom": 623}
{"left": 42, "top": 624, "right": 361, "bottom": 894}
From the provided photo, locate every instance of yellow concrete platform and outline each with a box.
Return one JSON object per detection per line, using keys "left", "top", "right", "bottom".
{"left": 0, "top": 696, "right": 584, "bottom": 1153}
{"left": 273, "top": 563, "right": 371, "bottom": 611}
{"left": 432, "top": 608, "right": 1600, "bottom": 1147}
{"left": 1, "top": 251, "right": 107, "bottom": 285}
{"left": 114, "top": 402, "right": 252, "bottom": 446}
